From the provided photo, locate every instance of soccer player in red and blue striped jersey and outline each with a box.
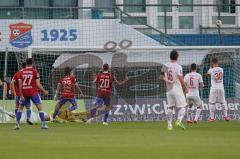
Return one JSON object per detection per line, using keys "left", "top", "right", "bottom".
{"left": 15, "top": 58, "right": 49, "bottom": 130}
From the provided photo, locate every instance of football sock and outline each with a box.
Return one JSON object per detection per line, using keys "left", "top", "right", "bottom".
{"left": 52, "top": 109, "right": 59, "bottom": 119}
{"left": 167, "top": 108, "right": 173, "bottom": 125}
{"left": 15, "top": 108, "right": 18, "bottom": 116}
{"left": 90, "top": 108, "right": 97, "bottom": 117}
{"left": 209, "top": 103, "right": 215, "bottom": 119}
{"left": 177, "top": 107, "right": 186, "bottom": 122}
{"left": 103, "top": 110, "right": 109, "bottom": 123}
{"left": 68, "top": 105, "right": 77, "bottom": 112}
{"left": 26, "top": 108, "right": 31, "bottom": 120}
{"left": 16, "top": 111, "right": 22, "bottom": 124}
{"left": 222, "top": 102, "right": 228, "bottom": 117}
{"left": 39, "top": 111, "right": 46, "bottom": 125}
{"left": 195, "top": 107, "right": 201, "bottom": 121}
{"left": 187, "top": 107, "right": 191, "bottom": 121}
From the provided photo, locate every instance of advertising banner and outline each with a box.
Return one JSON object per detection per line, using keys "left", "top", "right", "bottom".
{"left": 1, "top": 98, "right": 240, "bottom": 123}
{"left": 0, "top": 19, "right": 159, "bottom": 51}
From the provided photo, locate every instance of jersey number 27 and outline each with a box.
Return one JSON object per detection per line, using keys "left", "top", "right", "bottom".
{"left": 23, "top": 75, "right": 33, "bottom": 86}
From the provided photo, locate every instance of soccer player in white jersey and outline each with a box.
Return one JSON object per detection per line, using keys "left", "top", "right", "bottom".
{"left": 184, "top": 63, "right": 204, "bottom": 124}
{"left": 207, "top": 58, "right": 230, "bottom": 122}
{"left": 160, "top": 50, "right": 188, "bottom": 130}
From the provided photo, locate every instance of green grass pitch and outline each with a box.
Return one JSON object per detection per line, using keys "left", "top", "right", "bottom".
{"left": 0, "top": 121, "right": 240, "bottom": 159}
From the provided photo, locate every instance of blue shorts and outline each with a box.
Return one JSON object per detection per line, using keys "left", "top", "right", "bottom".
{"left": 94, "top": 96, "right": 111, "bottom": 106}
{"left": 20, "top": 94, "right": 42, "bottom": 107}
{"left": 58, "top": 96, "right": 77, "bottom": 107}
{"left": 16, "top": 96, "right": 21, "bottom": 107}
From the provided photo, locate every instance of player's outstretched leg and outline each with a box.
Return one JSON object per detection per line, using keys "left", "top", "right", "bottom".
{"left": 166, "top": 107, "right": 173, "bottom": 130}
{"left": 52, "top": 102, "right": 62, "bottom": 122}
{"left": 67, "top": 98, "right": 78, "bottom": 112}
{"left": 194, "top": 106, "right": 201, "bottom": 123}
{"left": 86, "top": 107, "right": 98, "bottom": 124}
{"left": 175, "top": 107, "right": 186, "bottom": 130}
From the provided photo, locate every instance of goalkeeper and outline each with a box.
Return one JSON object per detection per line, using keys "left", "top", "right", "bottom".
{"left": 47, "top": 106, "right": 88, "bottom": 123}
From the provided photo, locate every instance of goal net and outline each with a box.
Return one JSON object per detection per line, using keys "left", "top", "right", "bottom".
{"left": 1, "top": 46, "right": 240, "bottom": 123}
{"left": 9, "top": 46, "right": 240, "bottom": 122}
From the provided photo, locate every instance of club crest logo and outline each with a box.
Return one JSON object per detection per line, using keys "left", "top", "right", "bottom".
{"left": 9, "top": 22, "right": 33, "bottom": 48}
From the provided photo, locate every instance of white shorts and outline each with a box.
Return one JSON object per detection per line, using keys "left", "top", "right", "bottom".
{"left": 209, "top": 88, "right": 226, "bottom": 104}
{"left": 167, "top": 88, "right": 187, "bottom": 108}
{"left": 186, "top": 96, "right": 202, "bottom": 107}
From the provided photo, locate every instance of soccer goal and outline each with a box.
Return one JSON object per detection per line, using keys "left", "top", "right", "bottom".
{"left": 15, "top": 45, "right": 239, "bottom": 121}
{"left": 1, "top": 45, "right": 238, "bottom": 123}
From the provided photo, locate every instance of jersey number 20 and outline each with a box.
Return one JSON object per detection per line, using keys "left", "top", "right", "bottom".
{"left": 100, "top": 79, "right": 110, "bottom": 88}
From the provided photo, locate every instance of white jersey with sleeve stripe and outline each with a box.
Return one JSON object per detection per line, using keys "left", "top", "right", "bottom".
{"left": 161, "top": 62, "right": 183, "bottom": 92}
{"left": 207, "top": 67, "right": 224, "bottom": 89}
{"left": 184, "top": 72, "right": 203, "bottom": 97}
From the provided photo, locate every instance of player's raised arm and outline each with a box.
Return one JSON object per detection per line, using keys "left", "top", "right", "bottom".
{"left": 199, "top": 75, "right": 204, "bottom": 88}
{"left": 159, "top": 65, "right": 167, "bottom": 81}
{"left": 205, "top": 64, "right": 213, "bottom": 77}
{"left": 93, "top": 75, "right": 97, "bottom": 83}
